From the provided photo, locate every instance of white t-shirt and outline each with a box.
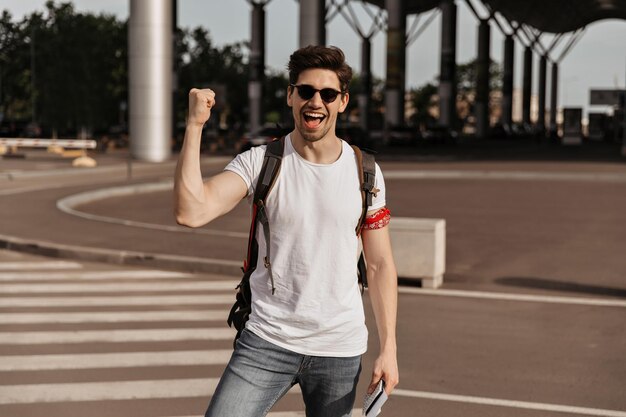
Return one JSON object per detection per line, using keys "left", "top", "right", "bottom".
{"left": 224, "top": 134, "right": 386, "bottom": 357}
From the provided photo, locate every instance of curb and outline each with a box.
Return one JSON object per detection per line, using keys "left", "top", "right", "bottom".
{"left": 0, "top": 234, "right": 242, "bottom": 276}
{"left": 0, "top": 165, "right": 127, "bottom": 180}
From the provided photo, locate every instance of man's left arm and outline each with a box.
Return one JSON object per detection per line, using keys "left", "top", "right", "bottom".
{"left": 362, "top": 214, "right": 399, "bottom": 396}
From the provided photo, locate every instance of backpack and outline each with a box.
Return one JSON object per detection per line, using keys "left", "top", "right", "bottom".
{"left": 226, "top": 137, "right": 377, "bottom": 346}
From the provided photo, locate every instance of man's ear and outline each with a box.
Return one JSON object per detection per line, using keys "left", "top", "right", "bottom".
{"left": 287, "top": 85, "right": 294, "bottom": 107}
{"left": 338, "top": 92, "right": 350, "bottom": 113}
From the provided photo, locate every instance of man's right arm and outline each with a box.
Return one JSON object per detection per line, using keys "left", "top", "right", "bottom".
{"left": 174, "top": 88, "right": 248, "bottom": 228}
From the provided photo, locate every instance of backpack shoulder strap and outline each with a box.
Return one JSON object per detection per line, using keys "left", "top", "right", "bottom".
{"left": 351, "top": 145, "right": 377, "bottom": 236}
{"left": 351, "top": 145, "right": 377, "bottom": 292}
{"left": 253, "top": 137, "right": 284, "bottom": 204}
{"left": 242, "top": 137, "right": 284, "bottom": 294}
{"left": 243, "top": 137, "right": 284, "bottom": 271}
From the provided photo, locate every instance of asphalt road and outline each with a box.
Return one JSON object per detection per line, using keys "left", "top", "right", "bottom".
{"left": 1, "top": 148, "right": 625, "bottom": 416}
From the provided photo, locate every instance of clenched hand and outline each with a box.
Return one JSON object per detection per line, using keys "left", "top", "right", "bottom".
{"left": 187, "top": 88, "right": 215, "bottom": 127}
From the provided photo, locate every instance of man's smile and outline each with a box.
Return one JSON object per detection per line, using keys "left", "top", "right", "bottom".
{"left": 302, "top": 111, "right": 326, "bottom": 129}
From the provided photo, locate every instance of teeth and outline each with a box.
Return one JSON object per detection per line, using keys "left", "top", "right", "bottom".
{"left": 304, "top": 112, "right": 325, "bottom": 119}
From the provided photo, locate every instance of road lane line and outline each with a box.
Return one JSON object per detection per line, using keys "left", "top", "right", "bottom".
{"left": 0, "top": 327, "right": 235, "bottom": 344}
{"left": 394, "top": 389, "right": 626, "bottom": 417}
{"left": 0, "top": 270, "right": 192, "bottom": 280}
{"left": 0, "top": 261, "right": 83, "bottom": 271}
{"left": 0, "top": 309, "right": 227, "bottom": 324}
{"left": 0, "top": 280, "right": 239, "bottom": 293}
{"left": 399, "top": 287, "right": 626, "bottom": 308}
{"left": 0, "top": 350, "right": 233, "bottom": 371}
{"left": 383, "top": 170, "right": 626, "bottom": 183}
{"left": 56, "top": 183, "right": 249, "bottom": 239}
{"left": 0, "top": 294, "right": 233, "bottom": 307}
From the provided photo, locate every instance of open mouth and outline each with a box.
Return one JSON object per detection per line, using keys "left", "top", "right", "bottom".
{"left": 303, "top": 111, "right": 326, "bottom": 129}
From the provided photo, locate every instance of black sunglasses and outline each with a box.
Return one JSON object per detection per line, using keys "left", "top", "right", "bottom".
{"left": 290, "top": 84, "right": 344, "bottom": 103}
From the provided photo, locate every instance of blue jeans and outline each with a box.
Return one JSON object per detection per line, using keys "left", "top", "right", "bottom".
{"left": 205, "top": 329, "right": 362, "bottom": 417}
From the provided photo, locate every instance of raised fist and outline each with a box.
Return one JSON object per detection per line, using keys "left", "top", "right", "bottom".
{"left": 187, "top": 88, "right": 215, "bottom": 126}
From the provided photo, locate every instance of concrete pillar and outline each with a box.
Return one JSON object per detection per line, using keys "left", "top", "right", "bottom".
{"left": 172, "top": 0, "right": 178, "bottom": 144}
{"left": 385, "top": 0, "right": 406, "bottom": 128}
{"left": 537, "top": 54, "right": 547, "bottom": 135}
{"left": 249, "top": 3, "right": 265, "bottom": 134}
{"left": 438, "top": 0, "right": 457, "bottom": 129}
{"left": 549, "top": 61, "right": 558, "bottom": 136}
{"left": 475, "top": 19, "right": 490, "bottom": 139}
{"left": 622, "top": 92, "right": 626, "bottom": 156}
{"left": 522, "top": 46, "right": 533, "bottom": 127}
{"left": 501, "top": 34, "right": 514, "bottom": 130}
{"left": 358, "top": 37, "right": 372, "bottom": 134}
{"left": 299, "top": 0, "right": 325, "bottom": 46}
{"left": 128, "top": 0, "right": 172, "bottom": 162}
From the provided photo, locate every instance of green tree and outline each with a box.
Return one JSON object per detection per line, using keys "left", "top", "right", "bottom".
{"left": 177, "top": 27, "right": 248, "bottom": 129}
{"left": 408, "top": 82, "right": 438, "bottom": 128}
{"left": 264, "top": 69, "right": 290, "bottom": 126}
{"left": 1, "top": 1, "right": 295, "bottom": 139}
{"left": 456, "top": 58, "right": 502, "bottom": 106}
{"left": 0, "top": 10, "right": 32, "bottom": 122}
{"left": 31, "top": 2, "right": 127, "bottom": 135}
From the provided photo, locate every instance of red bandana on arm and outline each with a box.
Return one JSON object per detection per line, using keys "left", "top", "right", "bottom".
{"left": 362, "top": 207, "right": 391, "bottom": 230}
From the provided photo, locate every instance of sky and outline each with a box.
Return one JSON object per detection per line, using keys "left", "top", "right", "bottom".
{"left": 3, "top": 0, "right": 626, "bottom": 117}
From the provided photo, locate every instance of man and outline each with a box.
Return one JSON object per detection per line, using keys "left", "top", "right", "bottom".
{"left": 174, "top": 45, "right": 398, "bottom": 417}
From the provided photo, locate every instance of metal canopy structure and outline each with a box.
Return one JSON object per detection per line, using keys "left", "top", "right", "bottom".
{"left": 364, "top": 0, "right": 441, "bottom": 15}
{"left": 481, "top": 0, "right": 626, "bottom": 33}
{"left": 364, "top": 0, "right": 626, "bottom": 33}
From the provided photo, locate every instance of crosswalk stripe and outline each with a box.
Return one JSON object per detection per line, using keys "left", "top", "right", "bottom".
{"left": 0, "top": 327, "right": 235, "bottom": 344}
{"left": 0, "top": 294, "right": 233, "bottom": 307}
{"left": 0, "top": 270, "right": 191, "bottom": 281}
{"left": 0, "top": 377, "right": 221, "bottom": 404}
{"left": 0, "top": 280, "right": 239, "bottom": 293}
{"left": 0, "top": 350, "right": 233, "bottom": 371}
{"left": 271, "top": 412, "right": 362, "bottom": 417}
{"left": 0, "top": 309, "right": 227, "bottom": 324}
{"left": 164, "top": 410, "right": 364, "bottom": 417}
{"left": 0, "top": 378, "right": 307, "bottom": 405}
{"left": 0, "top": 261, "right": 83, "bottom": 271}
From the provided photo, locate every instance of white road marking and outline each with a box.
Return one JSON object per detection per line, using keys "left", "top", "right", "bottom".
{"left": 56, "top": 183, "right": 248, "bottom": 238}
{"left": 0, "top": 280, "right": 239, "bottom": 293}
{"left": 399, "top": 287, "right": 626, "bottom": 308}
{"left": 57, "top": 207, "right": 249, "bottom": 238}
{"left": 164, "top": 410, "right": 363, "bottom": 417}
{"left": 0, "top": 270, "right": 191, "bottom": 280}
{"left": 267, "top": 412, "right": 362, "bottom": 417}
{"left": 0, "top": 377, "right": 220, "bottom": 404}
{"left": 0, "top": 184, "right": 64, "bottom": 196}
{"left": 0, "top": 294, "right": 234, "bottom": 307}
{"left": 0, "top": 327, "right": 235, "bottom": 344}
{"left": 0, "top": 309, "right": 227, "bottom": 324}
{"left": 0, "top": 350, "right": 233, "bottom": 371}
{"left": 0, "top": 377, "right": 304, "bottom": 405}
{"left": 384, "top": 170, "right": 626, "bottom": 183}
{"left": 0, "top": 261, "right": 83, "bottom": 271}
{"left": 394, "top": 389, "right": 626, "bottom": 417}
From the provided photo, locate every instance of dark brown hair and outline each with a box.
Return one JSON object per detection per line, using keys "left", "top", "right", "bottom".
{"left": 288, "top": 45, "right": 353, "bottom": 92}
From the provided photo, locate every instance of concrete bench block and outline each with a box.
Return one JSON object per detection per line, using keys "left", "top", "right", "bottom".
{"left": 389, "top": 217, "right": 446, "bottom": 288}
